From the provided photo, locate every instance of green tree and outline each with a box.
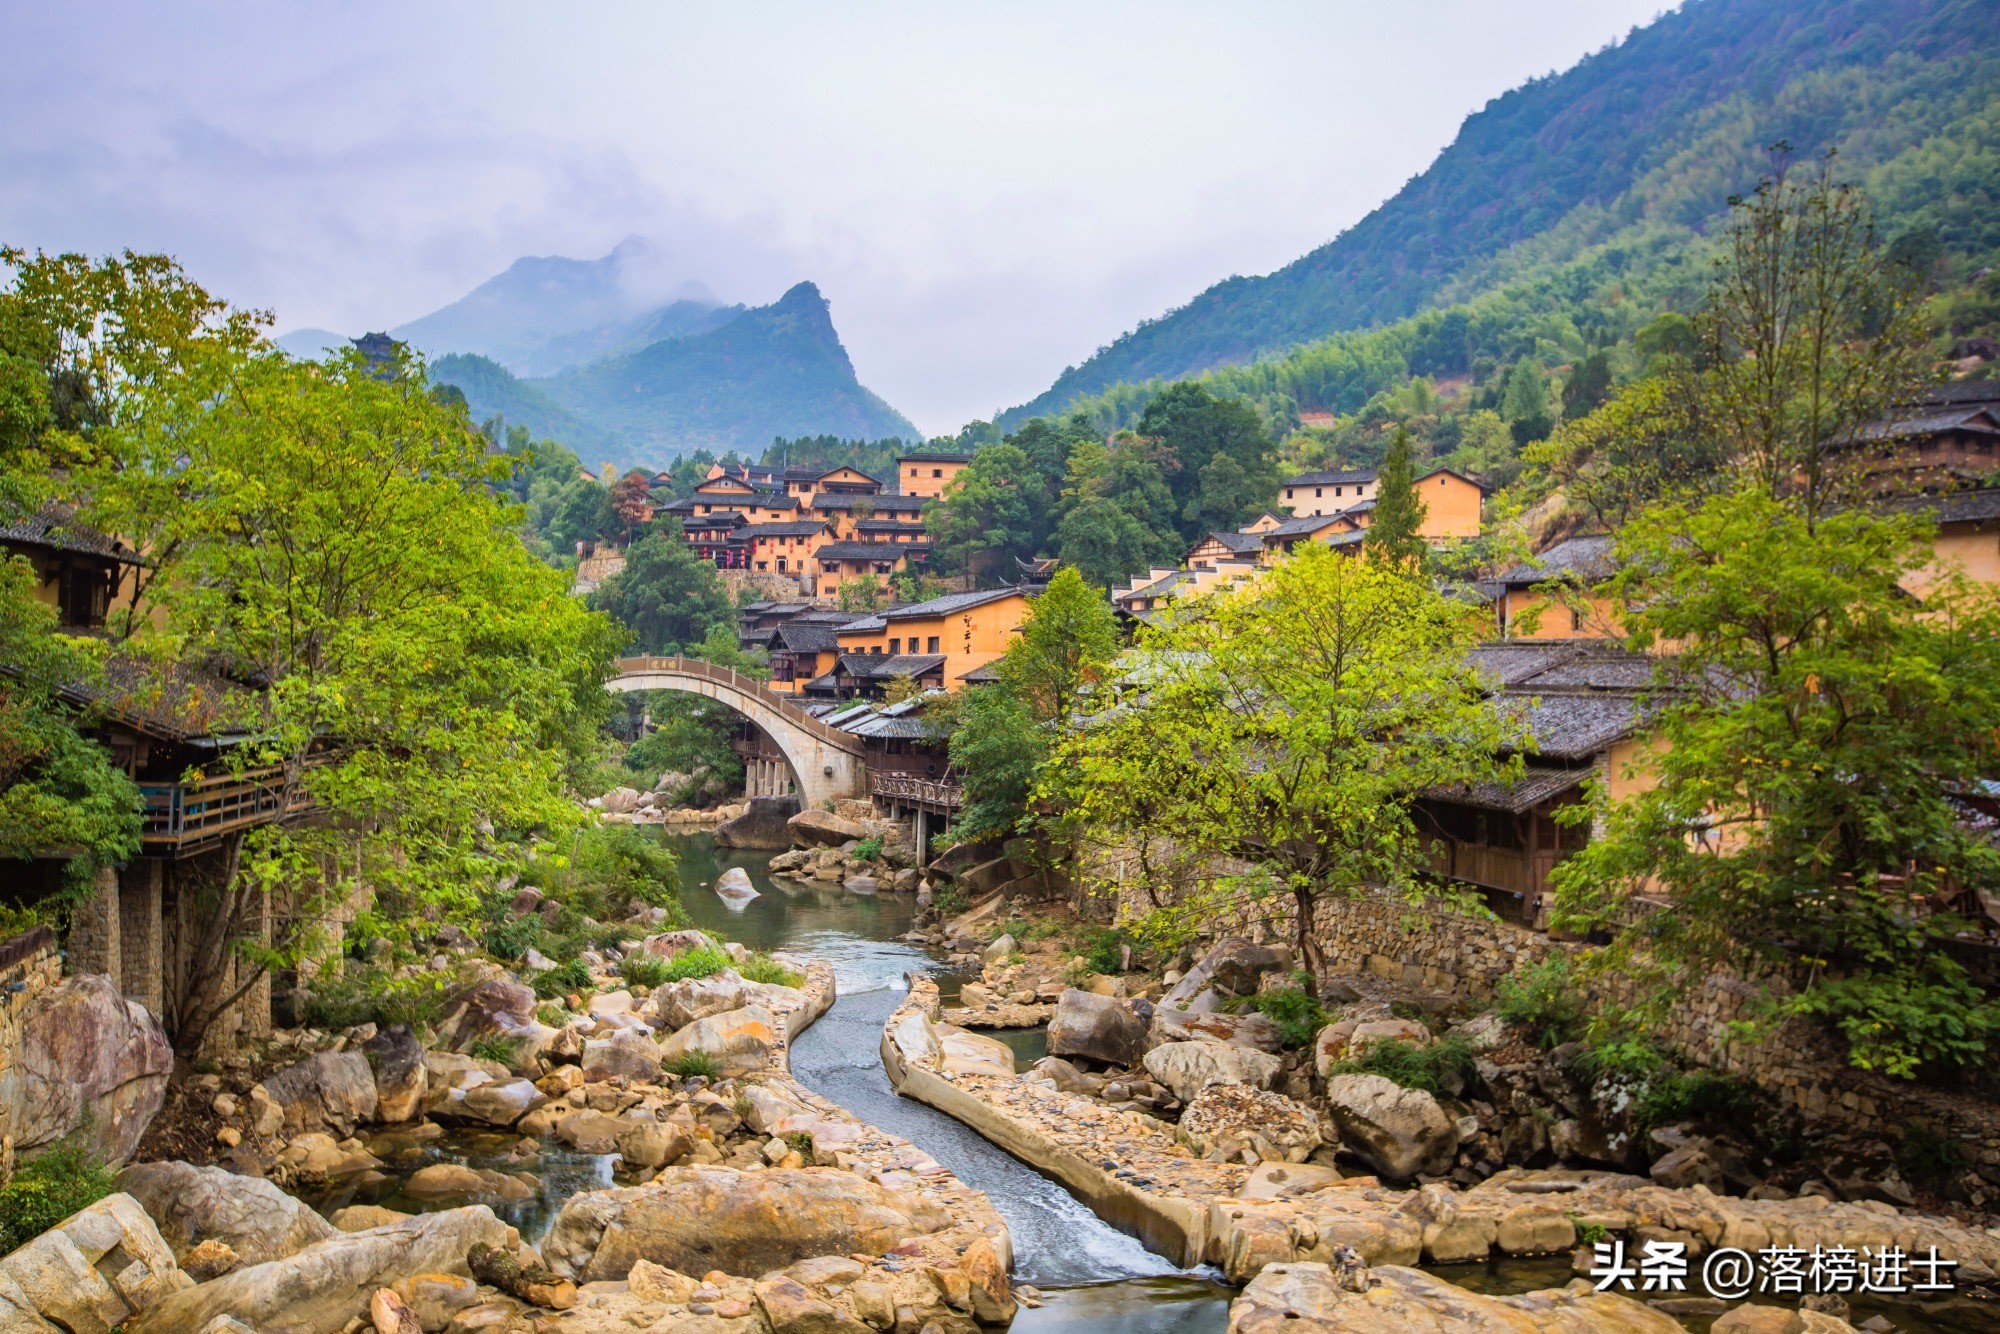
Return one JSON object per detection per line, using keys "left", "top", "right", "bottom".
{"left": 1561, "top": 349, "right": 1614, "bottom": 419}
{"left": 997, "top": 569, "right": 1118, "bottom": 726}
{"left": 87, "top": 339, "right": 619, "bottom": 1058}
{"left": 1047, "top": 543, "right": 1515, "bottom": 978}
{"left": 1052, "top": 436, "right": 1178, "bottom": 586}
{"left": 589, "top": 520, "right": 735, "bottom": 654}
{"left": 1135, "top": 382, "right": 1280, "bottom": 543}
{"left": 923, "top": 443, "right": 1042, "bottom": 585}
{"left": 1692, "top": 151, "right": 1933, "bottom": 518}
{"left": 1523, "top": 376, "right": 1727, "bottom": 531}
{"left": 1550, "top": 492, "right": 2000, "bottom": 1078}
{"left": 1501, "top": 358, "right": 1556, "bottom": 446}
{"left": 1363, "top": 426, "right": 1428, "bottom": 568}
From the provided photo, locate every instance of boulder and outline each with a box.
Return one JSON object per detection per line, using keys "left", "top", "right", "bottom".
{"left": 555, "top": 1110, "right": 630, "bottom": 1154}
{"left": 1143, "top": 1040, "right": 1282, "bottom": 1104}
{"left": 1151, "top": 1005, "right": 1283, "bottom": 1053}
{"left": 636, "top": 930, "right": 716, "bottom": 962}
{"left": 1226, "top": 1262, "right": 1684, "bottom": 1333}
{"left": 598, "top": 787, "right": 641, "bottom": 815}
{"left": 361, "top": 1027, "right": 429, "bottom": 1124}
{"left": 0, "top": 1191, "right": 191, "bottom": 1332}
{"left": 125, "top": 1206, "right": 512, "bottom": 1334}
{"left": 714, "top": 868, "right": 759, "bottom": 900}
{"left": 934, "top": 1025, "right": 1016, "bottom": 1078}
{"left": 329, "top": 1206, "right": 410, "bottom": 1233}
{"left": 118, "top": 1161, "right": 339, "bottom": 1268}
{"left": 437, "top": 979, "right": 550, "bottom": 1060}
{"left": 645, "top": 972, "right": 804, "bottom": 1033}
{"left": 787, "top": 810, "right": 870, "bottom": 847}
{"left": 541, "top": 1168, "right": 953, "bottom": 1282}
{"left": 255, "top": 1051, "right": 379, "bottom": 1139}
{"left": 1179, "top": 1084, "right": 1324, "bottom": 1162}
{"left": 581, "top": 1033, "right": 665, "bottom": 1083}
{"left": 1046, "top": 989, "right": 1147, "bottom": 1068}
{"left": 713, "top": 795, "right": 801, "bottom": 850}
{"left": 1162, "top": 937, "right": 1288, "bottom": 1007}
{"left": 0, "top": 974, "right": 172, "bottom": 1165}
{"left": 982, "top": 934, "right": 1018, "bottom": 964}
{"left": 1323, "top": 1073, "right": 1458, "bottom": 1182}
{"left": 656, "top": 1005, "right": 778, "bottom": 1077}
{"left": 616, "top": 1122, "right": 692, "bottom": 1170}
{"left": 456, "top": 1079, "right": 548, "bottom": 1128}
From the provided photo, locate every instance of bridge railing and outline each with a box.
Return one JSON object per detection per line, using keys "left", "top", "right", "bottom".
{"left": 612, "top": 656, "right": 865, "bottom": 754}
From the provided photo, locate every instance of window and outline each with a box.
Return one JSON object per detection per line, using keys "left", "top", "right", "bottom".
{"left": 777, "top": 558, "right": 787, "bottom": 571}
{"left": 1571, "top": 606, "right": 1586, "bottom": 633}
{"left": 932, "top": 468, "right": 943, "bottom": 478}
{"left": 1285, "top": 489, "right": 1293, "bottom": 499}
{"left": 1315, "top": 488, "right": 1322, "bottom": 497}
{"left": 1335, "top": 487, "right": 1343, "bottom": 496}
{"left": 756, "top": 561, "right": 768, "bottom": 571}
{"left": 889, "top": 638, "right": 901, "bottom": 654}
{"left": 927, "top": 636, "right": 940, "bottom": 653}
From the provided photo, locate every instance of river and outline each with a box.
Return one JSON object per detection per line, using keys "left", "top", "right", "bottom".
{"left": 669, "top": 833, "right": 1235, "bottom": 1332}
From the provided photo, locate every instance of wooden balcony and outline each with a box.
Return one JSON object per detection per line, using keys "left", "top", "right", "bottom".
{"left": 869, "top": 772, "right": 964, "bottom": 811}
{"left": 138, "top": 766, "right": 310, "bottom": 856}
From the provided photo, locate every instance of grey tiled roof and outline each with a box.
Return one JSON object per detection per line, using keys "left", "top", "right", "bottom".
{"left": 1198, "top": 531, "right": 1265, "bottom": 555}
{"left": 882, "top": 587, "right": 1026, "bottom": 620}
{"left": 1880, "top": 486, "right": 2000, "bottom": 526}
{"left": 837, "top": 653, "right": 947, "bottom": 679}
{"left": 0, "top": 505, "right": 143, "bottom": 563}
{"left": 739, "top": 521, "right": 829, "bottom": 539}
{"left": 1427, "top": 766, "right": 1590, "bottom": 814}
{"left": 1494, "top": 535, "right": 1619, "bottom": 587}
{"left": 811, "top": 493, "right": 929, "bottom": 513}
{"left": 1285, "top": 469, "right": 1377, "bottom": 487}
{"left": 777, "top": 621, "right": 843, "bottom": 653}
{"left": 1264, "top": 513, "right": 1353, "bottom": 539}
{"left": 1499, "top": 691, "right": 1648, "bottom": 761}
{"left": 816, "top": 541, "right": 911, "bottom": 561}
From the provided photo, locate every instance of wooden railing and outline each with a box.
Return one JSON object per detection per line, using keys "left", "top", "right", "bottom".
{"left": 870, "top": 772, "right": 964, "bottom": 810}
{"left": 138, "top": 766, "right": 307, "bottom": 851}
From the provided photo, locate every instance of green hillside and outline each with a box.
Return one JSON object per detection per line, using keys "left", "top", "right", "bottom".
{"left": 1005, "top": 0, "right": 2000, "bottom": 426}
{"left": 532, "top": 281, "right": 917, "bottom": 463}
{"left": 430, "top": 352, "right": 626, "bottom": 459}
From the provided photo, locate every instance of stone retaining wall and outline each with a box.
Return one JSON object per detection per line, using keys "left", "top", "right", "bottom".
{"left": 0, "top": 928, "right": 61, "bottom": 1088}
{"left": 1101, "top": 873, "right": 2000, "bottom": 1182}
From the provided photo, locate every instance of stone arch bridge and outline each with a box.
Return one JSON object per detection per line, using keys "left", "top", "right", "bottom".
{"left": 606, "top": 656, "right": 867, "bottom": 809}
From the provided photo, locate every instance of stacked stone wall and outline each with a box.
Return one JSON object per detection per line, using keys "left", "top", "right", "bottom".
{"left": 0, "top": 928, "right": 64, "bottom": 1095}
{"left": 1099, "top": 865, "right": 2000, "bottom": 1180}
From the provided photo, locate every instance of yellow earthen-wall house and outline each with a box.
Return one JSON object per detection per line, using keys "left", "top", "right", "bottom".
{"left": 1280, "top": 466, "right": 1485, "bottom": 539}
{"left": 833, "top": 587, "right": 1031, "bottom": 688}
{"left": 737, "top": 520, "right": 833, "bottom": 575}
{"left": 1492, "top": 535, "right": 1624, "bottom": 640}
{"left": 895, "top": 451, "right": 972, "bottom": 500}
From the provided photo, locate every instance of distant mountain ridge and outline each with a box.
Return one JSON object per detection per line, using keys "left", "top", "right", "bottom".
{"left": 420, "top": 279, "right": 916, "bottom": 467}
{"left": 1006, "top": 0, "right": 2000, "bottom": 424}
{"left": 281, "top": 240, "right": 919, "bottom": 468}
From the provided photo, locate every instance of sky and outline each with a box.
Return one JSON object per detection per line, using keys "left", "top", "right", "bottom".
{"left": 1, "top": 2, "right": 1673, "bottom": 435}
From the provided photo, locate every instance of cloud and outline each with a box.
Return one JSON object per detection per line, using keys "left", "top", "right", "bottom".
{"left": 0, "top": 1, "right": 1672, "bottom": 434}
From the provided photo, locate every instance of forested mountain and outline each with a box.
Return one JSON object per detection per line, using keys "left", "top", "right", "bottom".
{"left": 523, "top": 281, "right": 917, "bottom": 463}
{"left": 430, "top": 353, "right": 625, "bottom": 461}
{"left": 1006, "top": 0, "right": 2000, "bottom": 424}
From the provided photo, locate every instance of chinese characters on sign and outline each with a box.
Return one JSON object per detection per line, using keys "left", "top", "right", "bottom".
{"left": 1589, "top": 1240, "right": 1958, "bottom": 1299}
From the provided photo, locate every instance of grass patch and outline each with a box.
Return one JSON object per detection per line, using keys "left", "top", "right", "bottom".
{"left": 618, "top": 956, "right": 673, "bottom": 988}
{"left": 530, "top": 957, "right": 593, "bottom": 1000}
{"left": 656, "top": 944, "right": 731, "bottom": 983}
{"left": 536, "top": 1001, "right": 570, "bottom": 1027}
{"left": 1495, "top": 956, "right": 1588, "bottom": 1049}
{"left": 1330, "top": 1034, "right": 1476, "bottom": 1094}
{"left": 466, "top": 1034, "right": 522, "bottom": 1066}
{"left": 740, "top": 953, "right": 804, "bottom": 988}
{"left": 1000, "top": 915, "right": 1062, "bottom": 944}
{"left": 663, "top": 1051, "right": 718, "bottom": 1078}
{"left": 0, "top": 1135, "right": 117, "bottom": 1251}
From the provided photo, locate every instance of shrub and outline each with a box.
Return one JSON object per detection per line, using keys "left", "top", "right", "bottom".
{"left": 297, "top": 968, "right": 450, "bottom": 1032}
{"left": 0, "top": 1136, "right": 117, "bottom": 1251}
{"left": 663, "top": 1051, "right": 718, "bottom": 1078}
{"left": 531, "top": 957, "right": 593, "bottom": 1000}
{"left": 1331, "top": 1035, "right": 1476, "bottom": 1094}
{"left": 1495, "top": 956, "right": 1588, "bottom": 1049}
{"left": 482, "top": 915, "right": 544, "bottom": 963}
{"left": 1632, "top": 1067, "right": 1753, "bottom": 1133}
{"left": 850, "top": 836, "right": 883, "bottom": 863}
{"left": 467, "top": 1034, "right": 521, "bottom": 1066}
{"left": 619, "top": 956, "right": 673, "bottom": 988}
{"left": 1244, "top": 976, "right": 1330, "bottom": 1049}
{"left": 740, "top": 953, "right": 804, "bottom": 989}
{"left": 1897, "top": 1123, "right": 1968, "bottom": 1186}
{"left": 535, "top": 1001, "right": 570, "bottom": 1027}
{"left": 656, "top": 944, "right": 730, "bottom": 984}
{"left": 1079, "top": 926, "right": 1129, "bottom": 976}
